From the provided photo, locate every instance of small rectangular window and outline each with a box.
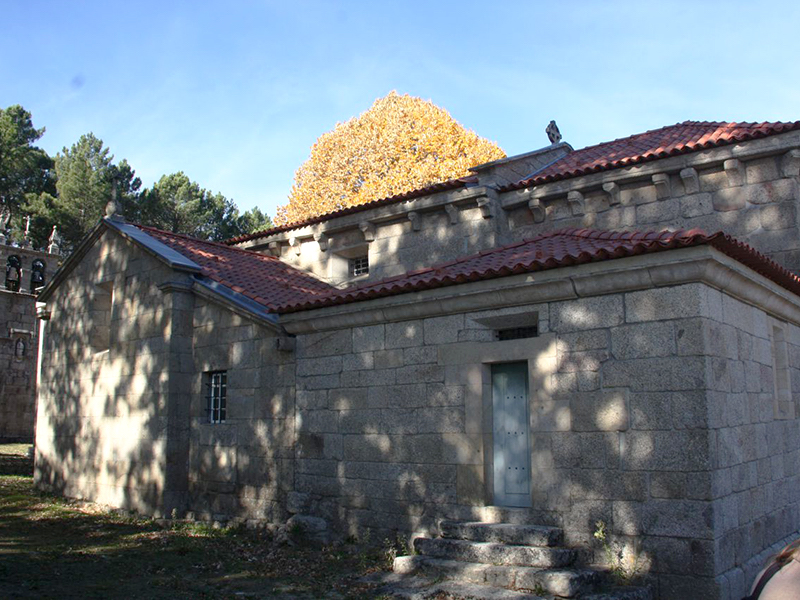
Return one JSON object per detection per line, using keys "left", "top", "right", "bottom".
{"left": 206, "top": 371, "right": 227, "bottom": 423}
{"left": 350, "top": 255, "right": 369, "bottom": 277}
{"left": 496, "top": 326, "right": 539, "bottom": 341}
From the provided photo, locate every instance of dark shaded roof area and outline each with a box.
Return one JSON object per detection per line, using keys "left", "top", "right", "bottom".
{"left": 138, "top": 226, "right": 336, "bottom": 310}
{"left": 224, "top": 175, "right": 477, "bottom": 245}
{"left": 502, "top": 120, "right": 800, "bottom": 191}
{"left": 276, "top": 228, "right": 800, "bottom": 313}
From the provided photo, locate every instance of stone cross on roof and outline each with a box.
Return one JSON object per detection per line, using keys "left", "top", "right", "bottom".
{"left": 546, "top": 120, "right": 562, "bottom": 144}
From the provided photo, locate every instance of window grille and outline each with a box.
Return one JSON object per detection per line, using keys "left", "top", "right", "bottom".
{"left": 350, "top": 255, "right": 369, "bottom": 277}
{"left": 206, "top": 371, "right": 227, "bottom": 423}
{"left": 496, "top": 326, "right": 539, "bottom": 341}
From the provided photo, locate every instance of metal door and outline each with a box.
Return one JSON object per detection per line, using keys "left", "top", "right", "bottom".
{"left": 492, "top": 362, "right": 532, "bottom": 507}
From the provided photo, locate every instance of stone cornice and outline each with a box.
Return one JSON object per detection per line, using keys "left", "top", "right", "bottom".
{"left": 278, "top": 245, "right": 800, "bottom": 334}
{"left": 500, "top": 129, "right": 800, "bottom": 209}
{"left": 238, "top": 185, "right": 491, "bottom": 250}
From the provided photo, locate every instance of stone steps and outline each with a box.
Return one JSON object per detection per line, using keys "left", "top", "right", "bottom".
{"left": 393, "top": 519, "right": 652, "bottom": 599}
{"left": 440, "top": 520, "right": 563, "bottom": 547}
{"left": 413, "top": 537, "right": 576, "bottom": 569}
{"left": 394, "top": 555, "right": 598, "bottom": 598}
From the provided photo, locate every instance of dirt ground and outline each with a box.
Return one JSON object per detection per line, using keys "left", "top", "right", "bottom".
{"left": 0, "top": 444, "right": 395, "bottom": 599}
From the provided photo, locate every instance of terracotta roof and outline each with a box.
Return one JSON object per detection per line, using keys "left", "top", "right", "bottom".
{"left": 137, "top": 226, "right": 336, "bottom": 310}
{"left": 277, "top": 227, "right": 800, "bottom": 313}
{"left": 501, "top": 120, "right": 800, "bottom": 192}
{"left": 224, "top": 175, "right": 477, "bottom": 245}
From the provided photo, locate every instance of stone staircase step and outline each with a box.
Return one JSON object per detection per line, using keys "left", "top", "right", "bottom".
{"left": 368, "top": 571, "right": 548, "bottom": 599}
{"left": 440, "top": 520, "right": 563, "bottom": 547}
{"left": 580, "top": 588, "right": 652, "bottom": 600}
{"left": 414, "top": 537, "right": 576, "bottom": 569}
{"left": 394, "top": 555, "right": 599, "bottom": 598}
{"left": 480, "top": 506, "right": 541, "bottom": 525}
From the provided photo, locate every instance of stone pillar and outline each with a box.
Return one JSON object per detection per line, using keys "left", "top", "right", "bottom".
{"left": 158, "top": 280, "right": 195, "bottom": 516}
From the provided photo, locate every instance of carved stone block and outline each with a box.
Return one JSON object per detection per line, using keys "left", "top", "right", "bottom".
{"left": 567, "top": 191, "right": 584, "bottom": 216}
{"left": 652, "top": 173, "right": 671, "bottom": 199}
{"left": 724, "top": 159, "right": 745, "bottom": 187}
{"left": 679, "top": 168, "right": 700, "bottom": 195}
{"left": 602, "top": 182, "right": 620, "bottom": 206}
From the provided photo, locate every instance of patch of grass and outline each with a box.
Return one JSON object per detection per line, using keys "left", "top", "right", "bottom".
{"left": 0, "top": 443, "right": 33, "bottom": 476}
{"left": 0, "top": 445, "right": 387, "bottom": 599}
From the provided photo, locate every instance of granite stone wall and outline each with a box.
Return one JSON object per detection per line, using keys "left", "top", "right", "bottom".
{"left": 239, "top": 133, "right": 800, "bottom": 288}
{"left": 34, "top": 233, "right": 182, "bottom": 514}
{"left": 0, "top": 290, "right": 37, "bottom": 442}
{"left": 507, "top": 153, "right": 800, "bottom": 273}
{"left": 187, "top": 298, "right": 294, "bottom": 524}
{"left": 289, "top": 282, "right": 800, "bottom": 600}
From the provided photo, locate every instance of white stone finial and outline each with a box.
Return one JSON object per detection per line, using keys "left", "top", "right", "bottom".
{"left": 105, "top": 186, "right": 124, "bottom": 221}
{"left": 21, "top": 215, "right": 32, "bottom": 249}
{"left": 47, "top": 225, "right": 61, "bottom": 255}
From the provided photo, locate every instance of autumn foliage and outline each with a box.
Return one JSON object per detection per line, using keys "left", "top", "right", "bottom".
{"left": 275, "top": 92, "right": 505, "bottom": 226}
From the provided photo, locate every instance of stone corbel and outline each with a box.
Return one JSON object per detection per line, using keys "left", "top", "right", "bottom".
{"left": 267, "top": 241, "right": 281, "bottom": 257}
{"left": 781, "top": 150, "right": 800, "bottom": 178}
{"left": 36, "top": 303, "right": 50, "bottom": 321}
{"left": 652, "top": 174, "right": 671, "bottom": 199}
{"left": 527, "top": 198, "right": 546, "bottom": 223}
{"left": 275, "top": 336, "right": 296, "bottom": 352}
{"left": 288, "top": 237, "right": 302, "bottom": 256}
{"left": 314, "top": 232, "right": 329, "bottom": 252}
{"left": 567, "top": 191, "right": 584, "bottom": 216}
{"left": 724, "top": 159, "right": 745, "bottom": 187}
{"left": 444, "top": 204, "right": 459, "bottom": 225}
{"left": 476, "top": 197, "right": 495, "bottom": 219}
{"left": 679, "top": 168, "right": 700, "bottom": 195}
{"left": 408, "top": 211, "right": 421, "bottom": 232}
{"left": 602, "top": 182, "right": 620, "bottom": 206}
{"left": 359, "top": 221, "right": 376, "bottom": 242}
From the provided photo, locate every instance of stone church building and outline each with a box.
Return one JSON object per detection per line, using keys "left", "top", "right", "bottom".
{"left": 0, "top": 227, "right": 60, "bottom": 442}
{"left": 33, "top": 121, "right": 800, "bottom": 599}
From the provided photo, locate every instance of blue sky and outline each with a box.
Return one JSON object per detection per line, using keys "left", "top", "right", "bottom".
{"left": 3, "top": 1, "right": 800, "bottom": 219}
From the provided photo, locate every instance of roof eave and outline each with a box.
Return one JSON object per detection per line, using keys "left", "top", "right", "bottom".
{"left": 37, "top": 218, "right": 202, "bottom": 304}
{"left": 278, "top": 245, "right": 800, "bottom": 334}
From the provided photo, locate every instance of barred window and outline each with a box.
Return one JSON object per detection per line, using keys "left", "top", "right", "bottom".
{"left": 350, "top": 255, "right": 369, "bottom": 277}
{"left": 206, "top": 371, "right": 227, "bottom": 423}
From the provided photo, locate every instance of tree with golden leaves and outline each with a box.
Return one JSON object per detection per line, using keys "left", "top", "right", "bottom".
{"left": 275, "top": 92, "right": 505, "bottom": 226}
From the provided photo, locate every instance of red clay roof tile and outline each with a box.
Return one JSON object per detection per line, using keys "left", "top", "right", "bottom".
{"left": 277, "top": 227, "right": 800, "bottom": 313}
{"left": 501, "top": 120, "right": 800, "bottom": 191}
{"left": 137, "top": 226, "right": 336, "bottom": 310}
